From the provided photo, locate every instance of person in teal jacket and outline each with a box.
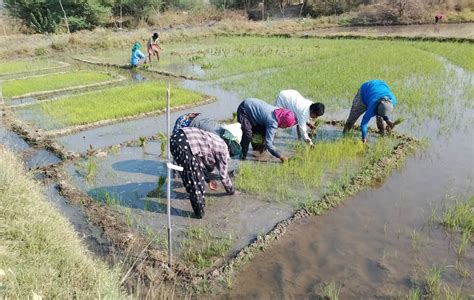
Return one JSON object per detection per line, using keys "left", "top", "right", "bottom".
{"left": 343, "top": 80, "right": 397, "bottom": 143}
{"left": 130, "top": 42, "right": 145, "bottom": 67}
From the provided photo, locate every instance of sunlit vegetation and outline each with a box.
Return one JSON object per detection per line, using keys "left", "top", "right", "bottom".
{"left": 31, "top": 82, "right": 205, "bottom": 128}
{"left": 0, "top": 59, "right": 65, "bottom": 75}
{"left": 3, "top": 71, "right": 114, "bottom": 98}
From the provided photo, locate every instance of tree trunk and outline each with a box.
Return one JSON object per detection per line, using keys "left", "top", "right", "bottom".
{"left": 58, "top": 0, "right": 70, "bottom": 34}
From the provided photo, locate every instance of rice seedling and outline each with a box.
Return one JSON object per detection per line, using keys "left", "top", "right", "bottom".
{"left": 33, "top": 82, "right": 205, "bottom": 128}
{"left": 406, "top": 287, "right": 421, "bottom": 300}
{"left": 143, "top": 198, "right": 151, "bottom": 211}
{"left": 0, "top": 59, "right": 64, "bottom": 75}
{"left": 441, "top": 196, "right": 473, "bottom": 236}
{"left": 237, "top": 136, "right": 396, "bottom": 204}
{"left": 2, "top": 71, "right": 113, "bottom": 98}
{"left": 180, "top": 225, "right": 233, "bottom": 270}
{"left": 156, "top": 176, "right": 166, "bottom": 197}
{"left": 318, "top": 281, "right": 341, "bottom": 300}
{"left": 158, "top": 132, "right": 167, "bottom": 158}
{"left": 424, "top": 265, "right": 442, "bottom": 298}
{"left": 75, "top": 157, "right": 98, "bottom": 182}
{"left": 104, "top": 191, "right": 120, "bottom": 206}
{"left": 411, "top": 229, "right": 421, "bottom": 252}
{"left": 138, "top": 136, "right": 147, "bottom": 147}
{"left": 393, "top": 117, "right": 406, "bottom": 126}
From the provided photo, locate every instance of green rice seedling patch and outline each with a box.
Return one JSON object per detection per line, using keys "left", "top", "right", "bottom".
{"left": 29, "top": 82, "right": 205, "bottom": 128}
{"left": 412, "top": 41, "right": 474, "bottom": 71}
{"left": 0, "top": 59, "right": 65, "bottom": 75}
{"left": 180, "top": 225, "right": 233, "bottom": 270}
{"left": 442, "top": 196, "right": 473, "bottom": 239}
{"left": 221, "top": 42, "right": 443, "bottom": 109}
{"left": 3, "top": 71, "right": 114, "bottom": 98}
{"left": 236, "top": 136, "right": 399, "bottom": 203}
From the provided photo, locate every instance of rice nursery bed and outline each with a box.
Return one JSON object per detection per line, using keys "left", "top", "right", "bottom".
{"left": 0, "top": 59, "right": 67, "bottom": 76}
{"left": 2, "top": 71, "right": 118, "bottom": 98}
{"left": 13, "top": 82, "right": 207, "bottom": 130}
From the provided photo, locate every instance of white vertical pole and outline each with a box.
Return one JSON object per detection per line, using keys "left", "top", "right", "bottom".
{"left": 166, "top": 82, "right": 172, "bottom": 267}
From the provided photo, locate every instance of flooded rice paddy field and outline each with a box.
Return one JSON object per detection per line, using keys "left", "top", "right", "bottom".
{"left": 1, "top": 31, "right": 473, "bottom": 296}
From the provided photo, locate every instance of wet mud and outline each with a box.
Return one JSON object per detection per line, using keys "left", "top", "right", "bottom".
{"left": 222, "top": 122, "right": 474, "bottom": 299}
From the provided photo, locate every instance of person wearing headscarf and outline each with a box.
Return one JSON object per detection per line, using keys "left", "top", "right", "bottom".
{"left": 173, "top": 113, "right": 242, "bottom": 191}
{"left": 343, "top": 80, "right": 397, "bottom": 143}
{"left": 147, "top": 32, "right": 163, "bottom": 65}
{"left": 237, "top": 98, "right": 297, "bottom": 163}
{"left": 275, "top": 89, "right": 325, "bottom": 147}
{"left": 170, "top": 127, "right": 238, "bottom": 219}
{"left": 130, "top": 42, "right": 146, "bottom": 67}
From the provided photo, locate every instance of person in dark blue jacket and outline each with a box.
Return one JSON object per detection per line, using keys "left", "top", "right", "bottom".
{"left": 343, "top": 80, "right": 397, "bottom": 143}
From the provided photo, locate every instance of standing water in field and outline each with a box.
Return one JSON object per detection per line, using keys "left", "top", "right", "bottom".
{"left": 220, "top": 55, "right": 474, "bottom": 298}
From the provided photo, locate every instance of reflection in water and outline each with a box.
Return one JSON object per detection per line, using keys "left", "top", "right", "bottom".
{"left": 130, "top": 70, "right": 146, "bottom": 81}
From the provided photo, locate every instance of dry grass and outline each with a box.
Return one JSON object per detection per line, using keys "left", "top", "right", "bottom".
{"left": 0, "top": 146, "right": 124, "bottom": 299}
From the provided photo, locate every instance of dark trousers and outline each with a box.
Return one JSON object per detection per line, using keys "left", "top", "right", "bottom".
{"left": 237, "top": 102, "right": 265, "bottom": 160}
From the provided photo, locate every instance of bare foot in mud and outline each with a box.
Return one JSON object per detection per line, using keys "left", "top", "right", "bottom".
{"left": 208, "top": 180, "right": 218, "bottom": 191}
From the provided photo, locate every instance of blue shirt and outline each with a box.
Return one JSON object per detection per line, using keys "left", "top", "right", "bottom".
{"left": 243, "top": 98, "right": 280, "bottom": 158}
{"left": 131, "top": 49, "right": 145, "bottom": 66}
{"left": 359, "top": 80, "right": 397, "bottom": 139}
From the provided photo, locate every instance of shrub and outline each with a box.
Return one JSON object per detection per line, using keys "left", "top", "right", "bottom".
{"left": 4, "top": 0, "right": 111, "bottom": 33}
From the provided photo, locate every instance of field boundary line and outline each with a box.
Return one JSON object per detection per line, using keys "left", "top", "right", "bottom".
{"left": 0, "top": 60, "right": 70, "bottom": 79}
{"left": 73, "top": 57, "right": 198, "bottom": 80}
{"left": 5, "top": 73, "right": 126, "bottom": 103}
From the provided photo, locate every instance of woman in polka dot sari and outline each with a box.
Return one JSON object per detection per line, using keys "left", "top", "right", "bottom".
{"left": 170, "top": 127, "right": 238, "bottom": 218}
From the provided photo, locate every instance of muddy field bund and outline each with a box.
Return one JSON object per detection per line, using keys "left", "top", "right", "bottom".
{"left": 1, "top": 31, "right": 472, "bottom": 295}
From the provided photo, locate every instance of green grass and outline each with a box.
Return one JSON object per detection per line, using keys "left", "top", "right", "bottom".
{"left": 34, "top": 82, "right": 205, "bottom": 127}
{"left": 3, "top": 71, "right": 114, "bottom": 98}
{"left": 441, "top": 196, "right": 473, "bottom": 255}
{"left": 318, "top": 281, "right": 341, "bottom": 300}
{"left": 442, "top": 196, "right": 473, "bottom": 236}
{"left": 180, "top": 225, "right": 233, "bottom": 270}
{"left": 412, "top": 41, "right": 474, "bottom": 71}
{"left": 237, "top": 136, "right": 398, "bottom": 203}
{"left": 0, "top": 147, "right": 124, "bottom": 299}
{"left": 0, "top": 59, "right": 65, "bottom": 75}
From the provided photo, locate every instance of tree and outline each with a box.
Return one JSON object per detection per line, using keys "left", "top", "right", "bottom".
{"left": 5, "top": 0, "right": 111, "bottom": 33}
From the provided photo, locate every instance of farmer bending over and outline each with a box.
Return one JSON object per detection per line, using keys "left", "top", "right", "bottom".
{"left": 343, "top": 80, "right": 397, "bottom": 143}
{"left": 170, "top": 127, "right": 239, "bottom": 219}
{"left": 275, "top": 89, "right": 325, "bottom": 147}
{"left": 130, "top": 42, "right": 145, "bottom": 67}
{"left": 147, "top": 32, "right": 163, "bottom": 65}
{"left": 237, "top": 98, "right": 297, "bottom": 163}
{"left": 173, "top": 113, "right": 242, "bottom": 190}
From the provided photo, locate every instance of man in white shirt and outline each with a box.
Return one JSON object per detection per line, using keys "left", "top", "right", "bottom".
{"left": 275, "top": 90, "right": 325, "bottom": 146}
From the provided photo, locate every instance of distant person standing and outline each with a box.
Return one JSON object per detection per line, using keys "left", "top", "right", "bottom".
{"left": 343, "top": 80, "right": 397, "bottom": 144}
{"left": 435, "top": 14, "right": 443, "bottom": 24}
{"left": 275, "top": 89, "right": 325, "bottom": 147}
{"left": 130, "top": 42, "right": 145, "bottom": 67}
{"left": 147, "top": 32, "right": 163, "bottom": 65}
